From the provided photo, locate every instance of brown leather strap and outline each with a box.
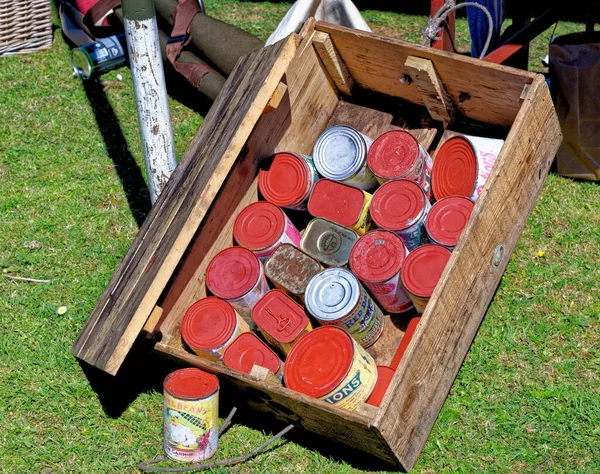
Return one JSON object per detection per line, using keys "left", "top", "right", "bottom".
{"left": 166, "top": 0, "right": 214, "bottom": 88}
{"left": 83, "top": 0, "right": 121, "bottom": 28}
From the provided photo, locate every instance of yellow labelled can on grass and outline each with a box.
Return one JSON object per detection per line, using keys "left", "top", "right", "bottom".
{"left": 163, "top": 368, "right": 219, "bottom": 463}
{"left": 284, "top": 326, "right": 377, "bottom": 411}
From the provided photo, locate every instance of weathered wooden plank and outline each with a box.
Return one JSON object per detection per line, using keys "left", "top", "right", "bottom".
{"left": 72, "top": 35, "right": 299, "bottom": 375}
{"left": 315, "top": 22, "right": 536, "bottom": 127}
{"left": 404, "top": 55, "right": 456, "bottom": 122}
{"left": 262, "top": 81, "right": 288, "bottom": 115}
{"left": 373, "top": 76, "right": 562, "bottom": 471}
{"left": 313, "top": 31, "right": 354, "bottom": 95}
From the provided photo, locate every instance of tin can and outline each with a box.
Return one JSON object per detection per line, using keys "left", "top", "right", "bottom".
{"left": 284, "top": 326, "right": 378, "bottom": 411}
{"left": 366, "top": 366, "right": 395, "bottom": 407}
{"left": 233, "top": 202, "right": 301, "bottom": 263}
{"left": 163, "top": 368, "right": 219, "bottom": 462}
{"left": 223, "top": 332, "right": 284, "bottom": 380}
{"left": 305, "top": 268, "right": 384, "bottom": 348}
{"left": 349, "top": 230, "right": 413, "bottom": 314}
{"left": 367, "top": 130, "right": 434, "bottom": 198}
{"left": 205, "top": 247, "right": 268, "bottom": 327}
{"left": 425, "top": 196, "right": 474, "bottom": 250}
{"left": 465, "top": 134, "right": 504, "bottom": 199}
{"left": 252, "top": 290, "right": 312, "bottom": 356}
{"left": 370, "top": 179, "right": 431, "bottom": 251}
{"left": 400, "top": 244, "right": 451, "bottom": 313}
{"left": 264, "top": 244, "right": 323, "bottom": 300}
{"left": 390, "top": 317, "right": 420, "bottom": 370}
{"left": 181, "top": 297, "right": 251, "bottom": 361}
{"left": 300, "top": 218, "right": 359, "bottom": 267}
{"left": 307, "top": 179, "right": 373, "bottom": 235}
{"left": 71, "top": 34, "right": 127, "bottom": 79}
{"left": 313, "top": 125, "right": 378, "bottom": 190}
{"left": 258, "top": 152, "right": 319, "bottom": 210}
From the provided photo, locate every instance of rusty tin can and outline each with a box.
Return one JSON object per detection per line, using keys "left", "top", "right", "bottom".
{"left": 300, "top": 218, "right": 359, "bottom": 267}
{"left": 264, "top": 244, "right": 323, "bottom": 300}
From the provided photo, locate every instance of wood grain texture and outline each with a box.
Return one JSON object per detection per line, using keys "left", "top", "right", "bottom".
{"left": 262, "top": 81, "right": 288, "bottom": 115}
{"left": 404, "top": 56, "right": 456, "bottom": 123}
{"left": 72, "top": 36, "right": 299, "bottom": 375}
{"left": 373, "top": 76, "right": 562, "bottom": 471}
{"left": 315, "top": 22, "right": 536, "bottom": 127}
{"left": 313, "top": 31, "right": 354, "bottom": 95}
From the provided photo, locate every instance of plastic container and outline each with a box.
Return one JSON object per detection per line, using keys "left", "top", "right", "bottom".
{"left": 370, "top": 179, "right": 431, "bottom": 251}
{"left": 304, "top": 268, "right": 384, "bottom": 348}
{"left": 366, "top": 366, "right": 395, "bottom": 407}
{"left": 205, "top": 247, "right": 268, "bottom": 326}
{"left": 233, "top": 201, "right": 301, "bottom": 262}
{"left": 349, "top": 230, "right": 413, "bottom": 313}
{"left": 313, "top": 125, "right": 377, "bottom": 190}
{"left": 425, "top": 196, "right": 474, "bottom": 250}
{"left": 307, "top": 179, "right": 373, "bottom": 235}
{"left": 163, "top": 368, "right": 219, "bottom": 462}
{"left": 252, "top": 290, "right": 312, "bottom": 356}
{"left": 258, "top": 152, "right": 319, "bottom": 210}
{"left": 300, "top": 218, "right": 359, "bottom": 267}
{"left": 264, "top": 244, "right": 323, "bottom": 300}
{"left": 223, "top": 332, "right": 283, "bottom": 379}
{"left": 284, "top": 326, "right": 378, "bottom": 411}
{"left": 181, "top": 297, "right": 251, "bottom": 361}
{"left": 400, "top": 244, "right": 451, "bottom": 313}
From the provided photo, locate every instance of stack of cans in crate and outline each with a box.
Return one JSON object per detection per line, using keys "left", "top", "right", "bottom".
{"left": 179, "top": 124, "right": 504, "bottom": 412}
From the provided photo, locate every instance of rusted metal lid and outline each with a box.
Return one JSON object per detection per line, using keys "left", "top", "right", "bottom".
{"left": 258, "top": 153, "right": 311, "bottom": 208}
{"left": 313, "top": 125, "right": 368, "bottom": 181}
{"left": 366, "top": 365, "right": 395, "bottom": 407}
{"left": 233, "top": 201, "right": 285, "bottom": 252}
{"left": 401, "top": 244, "right": 451, "bottom": 297}
{"left": 431, "top": 136, "right": 478, "bottom": 200}
{"left": 425, "top": 196, "right": 474, "bottom": 247}
{"left": 371, "top": 179, "right": 427, "bottom": 231}
{"left": 367, "top": 130, "right": 420, "bottom": 179}
{"left": 206, "top": 247, "right": 262, "bottom": 299}
{"left": 223, "top": 332, "right": 281, "bottom": 375}
{"left": 181, "top": 297, "right": 238, "bottom": 351}
{"left": 163, "top": 368, "right": 219, "bottom": 399}
{"left": 349, "top": 230, "right": 406, "bottom": 283}
{"left": 304, "top": 268, "right": 360, "bottom": 322}
{"left": 284, "top": 326, "right": 353, "bottom": 398}
{"left": 301, "top": 218, "right": 358, "bottom": 267}
{"left": 307, "top": 179, "right": 367, "bottom": 228}
{"left": 252, "top": 290, "right": 309, "bottom": 344}
{"left": 264, "top": 244, "right": 322, "bottom": 296}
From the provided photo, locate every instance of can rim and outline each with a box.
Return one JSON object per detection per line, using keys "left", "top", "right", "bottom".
{"left": 431, "top": 136, "right": 478, "bottom": 200}
{"left": 425, "top": 195, "right": 474, "bottom": 247}
{"left": 222, "top": 332, "right": 281, "bottom": 375}
{"left": 313, "top": 125, "right": 368, "bottom": 181}
{"left": 370, "top": 179, "right": 427, "bottom": 231}
{"left": 205, "top": 247, "right": 262, "bottom": 300}
{"left": 304, "top": 268, "right": 361, "bottom": 321}
{"left": 233, "top": 201, "right": 286, "bottom": 252}
{"left": 164, "top": 367, "right": 219, "bottom": 400}
{"left": 251, "top": 290, "right": 309, "bottom": 344}
{"left": 401, "top": 244, "right": 451, "bottom": 297}
{"left": 367, "top": 130, "right": 421, "bottom": 179}
{"left": 307, "top": 179, "right": 366, "bottom": 228}
{"left": 181, "top": 297, "right": 238, "bottom": 351}
{"left": 258, "top": 153, "right": 311, "bottom": 208}
{"left": 349, "top": 230, "right": 406, "bottom": 283}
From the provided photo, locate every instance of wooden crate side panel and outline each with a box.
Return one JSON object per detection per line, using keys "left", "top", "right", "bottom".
{"left": 158, "top": 34, "right": 340, "bottom": 344}
{"left": 315, "top": 22, "right": 536, "bottom": 127}
{"left": 72, "top": 36, "right": 299, "bottom": 375}
{"left": 374, "top": 76, "right": 562, "bottom": 471}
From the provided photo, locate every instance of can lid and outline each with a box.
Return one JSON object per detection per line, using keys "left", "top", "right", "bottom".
{"left": 401, "top": 244, "right": 451, "bottom": 297}
{"left": 181, "top": 297, "right": 238, "bottom": 351}
{"left": 223, "top": 332, "right": 281, "bottom": 375}
{"left": 163, "top": 367, "right": 219, "bottom": 400}
{"left": 313, "top": 125, "right": 368, "bottom": 181}
{"left": 233, "top": 201, "right": 285, "bottom": 252}
{"left": 264, "top": 244, "right": 322, "bottom": 295}
{"left": 304, "top": 268, "right": 360, "bottom": 321}
{"left": 425, "top": 196, "right": 474, "bottom": 247}
{"left": 370, "top": 179, "right": 427, "bottom": 231}
{"left": 301, "top": 218, "right": 359, "bottom": 267}
{"left": 349, "top": 230, "right": 406, "bottom": 283}
{"left": 366, "top": 366, "right": 395, "bottom": 407}
{"left": 252, "top": 290, "right": 309, "bottom": 344}
{"left": 258, "top": 153, "right": 311, "bottom": 208}
{"left": 284, "top": 326, "right": 353, "bottom": 398}
{"left": 307, "top": 179, "right": 366, "bottom": 227}
{"left": 431, "top": 136, "right": 478, "bottom": 200}
{"left": 206, "top": 247, "right": 261, "bottom": 299}
{"left": 71, "top": 48, "right": 93, "bottom": 79}
{"left": 367, "top": 130, "right": 420, "bottom": 179}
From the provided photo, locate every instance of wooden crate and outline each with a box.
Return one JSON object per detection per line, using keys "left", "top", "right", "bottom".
{"left": 72, "top": 20, "right": 562, "bottom": 471}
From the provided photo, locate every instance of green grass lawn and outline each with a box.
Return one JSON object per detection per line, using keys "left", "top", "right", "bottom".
{"left": 1, "top": 2, "right": 599, "bottom": 473}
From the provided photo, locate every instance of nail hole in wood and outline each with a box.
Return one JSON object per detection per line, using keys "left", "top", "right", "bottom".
{"left": 458, "top": 92, "right": 471, "bottom": 104}
{"left": 493, "top": 245, "right": 504, "bottom": 266}
{"left": 400, "top": 74, "right": 413, "bottom": 85}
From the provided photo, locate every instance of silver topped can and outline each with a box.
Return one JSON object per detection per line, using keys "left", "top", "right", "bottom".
{"left": 312, "top": 125, "right": 378, "bottom": 191}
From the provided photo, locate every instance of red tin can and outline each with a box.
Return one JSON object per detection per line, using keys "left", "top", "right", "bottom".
{"left": 307, "top": 179, "right": 373, "bottom": 235}
{"left": 284, "top": 326, "right": 378, "bottom": 411}
{"left": 366, "top": 365, "right": 395, "bottom": 407}
{"left": 390, "top": 317, "right": 420, "bottom": 370}
{"left": 425, "top": 196, "right": 474, "bottom": 250}
{"left": 205, "top": 247, "right": 268, "bottom": 327}
{"left": 264, "top": 244, "right": 323, "bottom": 300}
{"left": 400, "top": 244, "right": 451, "bottom": 313}
{"left": 258, "top": 152, "right": 319, "bottom": 210}
{"left": 233, "top": 201, "right": 301, "bottom": 263}
{"left": 370, "top": 179, "right": 431, "bottom": 251}
{"left": 251, "top": 290, "right": 312, "bottom": 356}
{"left": 181, "top": 297, "right": 251, "bottom": 361}
{"left": 349, "top": 230, "right": 413, "bottom": 314}
{"left": 367, "top": 130, "right": 433, "bottom": 198}
{"left": 223, "top": 332, "right": 283, "bottom": 379}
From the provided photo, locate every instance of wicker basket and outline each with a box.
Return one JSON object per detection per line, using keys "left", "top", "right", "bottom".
{"left": 0, "top": 0, "right": 53, "bottom": 57}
